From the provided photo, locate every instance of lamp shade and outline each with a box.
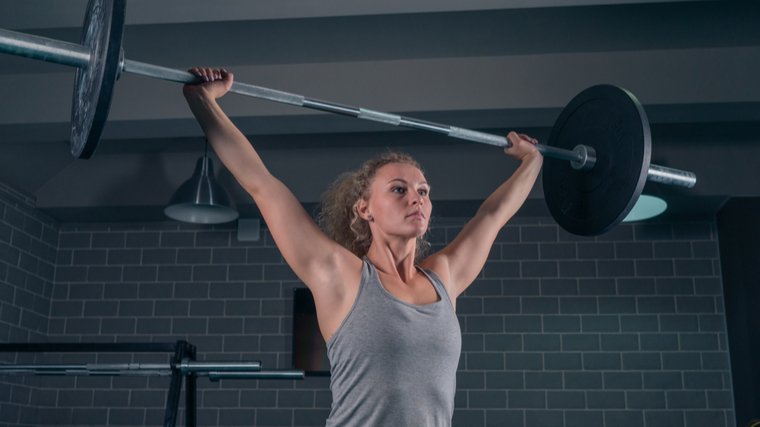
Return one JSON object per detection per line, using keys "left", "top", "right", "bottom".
{"left": 164, "top": 157, "right": 239, "bottom": 224}
{"left": 622, "top": 195, "right": 667, "bottom": 223}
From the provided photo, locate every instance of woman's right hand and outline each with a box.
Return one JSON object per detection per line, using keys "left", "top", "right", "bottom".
{"left": 504, "top": 131, "right": 541, "bottom": 163}
{"left": 182, "top": 67, "right": 234, "bottom": 101}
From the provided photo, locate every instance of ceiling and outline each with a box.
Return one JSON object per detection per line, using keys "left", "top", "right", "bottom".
{"left": 0, "top": 0, "right": 757, "bottom": 223}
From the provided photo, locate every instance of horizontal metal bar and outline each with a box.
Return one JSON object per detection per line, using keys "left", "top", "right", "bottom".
{"left": 647, "top": 164, "right": 697, "bottom": 188}
{"left": 0, "top": 342, "right": 178, "bottom": 353}
{"left": 302, "top": 98, "right": 360, "bottom": 117}
{"left": 0, "top": 364, "right": 91, "bottom": 370}
{"left": 0, "top": 28, "right": 90, "bottom": 69}
{"left": 0, "top": 369, "right": 173, "bottom": 377}
{"left": 0, "top": 360, "right": 263, "bottom": 375}
{"left": 358, "top": 108, "right": 402, "bottom": 126}
{"left": 537, "top": 145, "right": 584, "bottom": 163}
{"left": 179, "top": 360, "right": 261, "bottom": 373}
{"left": 203, "top": 370, "right": 305, "bottom": 381}
{"left": 122, "top": 59, "right": 305, "bottom": 106}
{"left": 448, "top": 127, "right": 509, "bottom": 147}
{"left": 398, "top": 117, "right": 451, "bottom": 134}
{"left": 0, "top": 363, "right": 173, "bottom": 376}
{"left": 85, "top": 363, "right": 170, "bottom": 371}
{"left": 0, "top": 361, "right": 260, "bottom": 370}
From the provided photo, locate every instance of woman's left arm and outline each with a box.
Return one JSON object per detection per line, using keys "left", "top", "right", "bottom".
{"left": 422, "top": 132, "right": 543, "bottom": 299}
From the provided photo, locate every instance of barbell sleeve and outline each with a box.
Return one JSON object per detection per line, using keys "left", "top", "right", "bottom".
{"left": 0, "top": 28, "right": 90, "bottom": 69}
{"left": 0, "top": 27, "right": 696, "bottom": 188}
{"left": 647, "top": 164, "right": 697, "bottom": 187}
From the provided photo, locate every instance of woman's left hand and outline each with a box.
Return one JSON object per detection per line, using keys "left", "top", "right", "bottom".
{"left": 503, "top": 131, "right": 541, "bottom": 162}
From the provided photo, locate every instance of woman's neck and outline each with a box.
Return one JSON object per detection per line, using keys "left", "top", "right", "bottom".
{"left": 366, "top": 238, "right": 418, "bottom": 282}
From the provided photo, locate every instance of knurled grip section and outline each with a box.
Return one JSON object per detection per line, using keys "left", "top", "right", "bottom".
{"left": 448, "top": 127, "right": 509, "bottom": 147}
{"left": 358, "top": 109, "right": 402, "bottom": 126}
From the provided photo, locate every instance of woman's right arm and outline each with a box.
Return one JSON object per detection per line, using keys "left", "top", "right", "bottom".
{"left": 183, "top": 68, "right": 362, "bottom": 301}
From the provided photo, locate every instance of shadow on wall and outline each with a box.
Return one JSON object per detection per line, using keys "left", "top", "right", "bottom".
{"left": 88, "top": 152, "right": 250, "bottom": 209}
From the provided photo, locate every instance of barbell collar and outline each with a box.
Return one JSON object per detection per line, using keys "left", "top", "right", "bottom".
{"left": 570, "top": 145, "right": 596, "bottom": 171}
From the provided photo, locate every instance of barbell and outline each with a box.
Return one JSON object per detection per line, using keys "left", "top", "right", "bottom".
{"left": 0, "top": 359, "right": 304, "bottom": 381}
{"left": 0, "top": 0, "right": 697, "bottom": 235}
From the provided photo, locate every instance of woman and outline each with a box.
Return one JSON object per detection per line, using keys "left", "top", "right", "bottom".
{"left": 184, "top": 67, "right": 542, "bottom": 426}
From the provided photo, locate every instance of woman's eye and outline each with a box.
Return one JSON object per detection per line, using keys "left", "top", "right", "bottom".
{"left": 419, "top": 190, "right": 428, "bottom": 196}
{"left": 393, "top": 187, "right": 405, "bottom": 193}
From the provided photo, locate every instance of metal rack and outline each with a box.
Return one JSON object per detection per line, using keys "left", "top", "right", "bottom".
{"left": 0, "top": 341, "right": 304, "bottom": 427}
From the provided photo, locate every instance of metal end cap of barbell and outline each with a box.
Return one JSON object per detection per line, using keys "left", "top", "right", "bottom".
{"left": 571, "top": 144, "right": 596, "bottom": 171}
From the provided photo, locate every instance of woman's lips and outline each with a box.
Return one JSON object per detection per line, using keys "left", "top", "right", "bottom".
{"left": 407, "top": 211, "right": 425, "bottom": 219}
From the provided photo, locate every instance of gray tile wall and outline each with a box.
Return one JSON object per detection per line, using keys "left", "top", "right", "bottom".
{"left": 447, "top": 219, "right": 732, "bottom": 427}
{"left": 0, "top": 206, "right": 734, "bottom": 427}
{"left": 0, "top": 183, "right": 59, "bottom": 427}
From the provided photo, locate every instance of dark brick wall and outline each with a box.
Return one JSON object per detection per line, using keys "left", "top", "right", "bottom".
{"left": 447, "top": 218, "right": 732, "bottom": 427}
{"left": 48, "top": 221, "right": 331, "bottom": 427}
{"left": 0, "top": 200, "right": 734, "bottom": 426}
{"left": 0, "top": 182, "right": 59, "bottom": 427}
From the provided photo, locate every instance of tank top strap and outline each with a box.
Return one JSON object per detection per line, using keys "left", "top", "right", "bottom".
{"left": 361, "top": 256, "right": 379, "bottom": 287}
{"left": 416, "top": 265, "right": 455, "bottom": 309}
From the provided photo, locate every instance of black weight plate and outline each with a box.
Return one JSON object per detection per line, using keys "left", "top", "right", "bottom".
{"left": 543, "top": 85, "right": 651, "bottom": 236}
{"left": 70, "top": 0, "right": 126, "bottom": 159}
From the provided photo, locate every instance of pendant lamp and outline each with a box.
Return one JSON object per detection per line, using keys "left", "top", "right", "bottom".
{"left": 622, "top": 195, "right": 668, "bottom": 223}
{"left": 164, "top": 140, "right": 239, "bottom": 224}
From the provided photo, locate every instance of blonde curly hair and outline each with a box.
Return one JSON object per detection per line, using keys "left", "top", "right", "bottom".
{"left": 317, "top": 151, "right": 431, "bottom": 263}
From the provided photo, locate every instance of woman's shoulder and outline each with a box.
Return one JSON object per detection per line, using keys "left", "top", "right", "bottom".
{"left": 418, "top": 253, "right": 451, "bottom": 291}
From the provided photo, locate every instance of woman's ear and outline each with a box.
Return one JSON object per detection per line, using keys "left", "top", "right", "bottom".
{"left": 356, "top": 199, "right": 371, "bottom": 221}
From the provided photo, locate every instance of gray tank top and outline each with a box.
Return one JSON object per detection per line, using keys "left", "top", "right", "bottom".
{"left": 325, "top": 257, "right": 462, "bottom": 427}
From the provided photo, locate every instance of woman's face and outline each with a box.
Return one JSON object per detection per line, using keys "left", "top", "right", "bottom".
{"left": 362, "top": 162, "right": 432, "bottom": 239}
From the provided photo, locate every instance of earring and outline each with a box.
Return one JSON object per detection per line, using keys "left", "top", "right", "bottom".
{"left": 367, "top": 215, "right": 372, "bottom": 220}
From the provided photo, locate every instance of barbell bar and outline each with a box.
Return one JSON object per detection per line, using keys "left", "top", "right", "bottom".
{"left": 0, "top": 0, "right": 699, "bottom": 236}
{"left": 0, "top": 359, "right": 304, "bottom": 381}
{"left": 0, "top": 21, "right": 695, "bottom": 188}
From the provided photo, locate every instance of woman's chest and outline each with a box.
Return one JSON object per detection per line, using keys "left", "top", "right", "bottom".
{"left": 378, "top": 274, "right": 441, "bottom": 306}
